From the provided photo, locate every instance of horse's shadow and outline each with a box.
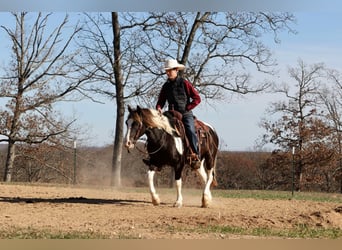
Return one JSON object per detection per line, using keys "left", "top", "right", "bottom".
{"left": 0, "top": 196, "right": 150, "bottom": 206}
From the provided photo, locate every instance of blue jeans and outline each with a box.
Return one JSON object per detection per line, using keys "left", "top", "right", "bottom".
{"left": 182, "top": 112, "right": 199, "bottom": 155}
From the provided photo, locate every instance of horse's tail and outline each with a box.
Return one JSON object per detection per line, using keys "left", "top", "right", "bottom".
{"left": 210, "top": 157, "right": 218, "bottom": 188}
{"left": 210, "top": 127, "right": 219, "bottom": 188}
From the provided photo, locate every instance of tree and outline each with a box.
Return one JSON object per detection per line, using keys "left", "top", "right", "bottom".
{"left": 260, "top": 60, "right": 334, "bottom": 191}
{"left": 0, "top": 12, "right": 89, "bottom": 182}
{"left": 76, "top": 13, "right": 152, "bottom": 187}
{"left": 319, "top": 69, "right": 342, "bottom": 192}
{"left": 131, "top": 12, "right": 296, "bottom": 103}
{"left": 256, "top": 150, "right": 292, "bottom": 190}
{"left": 12, "top": 143, "right": 74, "bottom": 183}
{"left": 109, "top": 13, "right": 125, "bottom": 187}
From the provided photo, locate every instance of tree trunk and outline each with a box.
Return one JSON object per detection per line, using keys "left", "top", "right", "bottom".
{"left": 111, "top": 101, "right": 125, "bottom": 187}
{"left": 181, "top": 12, "right": 210, "bottom": 65}
{"left": 179, "top": 12, "right": 210, "bottom": 79}
{"left": 296, "top": 160, "right": 303, "bottom": 192}
{"left": 3, "top": 141, "right": 16, "bottom": 182}
{"left": 3, "top": 89, "right": 22, "bottom": 182}
{"left": 110, "top": 12, "right": 125, "bottom": 187}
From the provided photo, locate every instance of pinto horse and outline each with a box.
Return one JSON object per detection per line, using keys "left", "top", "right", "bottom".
{"left": 124, "top": 105, "right": 219, "bottom": 208}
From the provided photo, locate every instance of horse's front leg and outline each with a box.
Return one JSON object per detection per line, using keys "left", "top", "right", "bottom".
{"left": 174, "top": 168, "right": 183, "bottom": 208}
{"left": 174, "top": 178, "right": 183, "bottom": 208}
{"left": 147, "top": 170, "right": 160, "bottom": 206}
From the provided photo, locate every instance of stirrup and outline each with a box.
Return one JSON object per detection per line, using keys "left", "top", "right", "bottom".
{"left": 188, "top": 154, "right": 201, "bottom": 169}
{"left": 190, "top": 159, "right": 201, "bottom": 170}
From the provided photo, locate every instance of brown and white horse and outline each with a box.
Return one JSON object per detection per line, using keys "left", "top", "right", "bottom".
{"left": 124, "top": 105, "right": 219, "bottom": 208}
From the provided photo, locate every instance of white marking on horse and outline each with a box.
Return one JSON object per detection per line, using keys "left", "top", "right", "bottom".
{"left": 196, "top": 159, "right": 213, "bottom": 208}
{"left": 174, "top": 137, "right": 183, "bottom": 155}
{"left": 124, "top": 118, "right": 134, "bottom": 149}
{"left": 174, "top": 179, "right": 183, "bottom": 208}
{"left": 148, "top": 170, "right": 160, "bottom": 205}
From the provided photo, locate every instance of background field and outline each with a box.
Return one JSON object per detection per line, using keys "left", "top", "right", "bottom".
{"left": 0, "top": 183, "right": 341, "bottom": 239}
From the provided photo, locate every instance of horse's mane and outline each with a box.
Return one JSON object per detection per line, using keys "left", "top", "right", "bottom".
{"left": 137, "top": 108, "right": 175, "bottom": 135}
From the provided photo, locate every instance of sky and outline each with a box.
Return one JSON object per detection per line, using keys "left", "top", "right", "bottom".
{"left": 0, "top": 2, "right": 342, "bottom": 151}
{"left": 64, "top": 10, "right": 342, "bottom": 151}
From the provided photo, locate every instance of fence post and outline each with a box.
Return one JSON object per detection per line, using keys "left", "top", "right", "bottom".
{"left": 73, "top": 140, "right": 77, "bottom": 185}
{"left": 292, "top": 146, "right": 295, "bottom": 197}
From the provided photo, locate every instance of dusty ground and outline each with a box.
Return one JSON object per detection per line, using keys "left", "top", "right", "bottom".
{"left": 0, "top": 183, "right": 341, "bottom": 239}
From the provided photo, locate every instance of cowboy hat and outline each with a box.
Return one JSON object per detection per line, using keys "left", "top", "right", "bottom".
{"left": 164, "top": 59, "right": 185, "bottom": 70}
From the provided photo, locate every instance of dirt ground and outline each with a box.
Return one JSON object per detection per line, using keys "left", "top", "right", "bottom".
{"left": 0, "top": 183, "right": 341, "bottom": 239}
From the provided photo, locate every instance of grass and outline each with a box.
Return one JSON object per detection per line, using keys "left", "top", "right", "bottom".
{"left": 212, "top": 189, "right": 342, "bottom": 203}
{"left": 199, "top": 224, "right": 342, "bottom": 239}
{"left": 0, "top": 227, "right": 110, "bottom": 239}
{"left": 0, "top": 227, "right": 142, "bottom": 239}
{"left": 120, "top": 186, "right": 342, "bottom": 203}
{"left": 2, "top": 224, "right": 341, "bottom": 239}
{"left": 160, "top": 224, "right": 342, "bottom": 239}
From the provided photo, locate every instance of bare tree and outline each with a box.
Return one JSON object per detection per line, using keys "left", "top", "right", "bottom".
{"left": 0, "top": 12, "right": 89, "bottom": 182}
{"left": 319, "top": 69, "right": 342, "bottom": 192}
{"left": 131, "top": 12, "right": 296, "bottom": 103}
{"left": 260, "top": 60, "right": 334, "bottom": 191}
{"left": 75, "top": 13, "right": 152, "bottom": 187}
{"left": 110, "top": 12, "right": 125, "bottom": 187}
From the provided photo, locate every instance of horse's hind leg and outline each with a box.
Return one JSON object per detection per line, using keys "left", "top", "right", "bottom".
{"left": 173, "top": 169, "right": 183, "bottom": 208}
{"left": 148, "top": 170, "right": 160, "bottom": 206}
{"left": 202, "top": 168, "right": 214, "bottom": 208}
{"left": 196, "top": 160, "right": 213, "bottom": 208}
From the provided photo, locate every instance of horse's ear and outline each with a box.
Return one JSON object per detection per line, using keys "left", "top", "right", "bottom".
{"left": 128, "top": 105, "right": 133, "bottom": 113}
{"left": 137, "top": 105, "right": 142, "bottom": 114}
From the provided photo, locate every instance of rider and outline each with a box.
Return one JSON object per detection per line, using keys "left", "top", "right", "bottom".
{"left": 156, "top": 59, "right": 201, "bottom": 169}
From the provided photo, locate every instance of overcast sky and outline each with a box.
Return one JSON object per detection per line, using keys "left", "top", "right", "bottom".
{"left": 0, "top": 2, "right": 341, "bottom": 151}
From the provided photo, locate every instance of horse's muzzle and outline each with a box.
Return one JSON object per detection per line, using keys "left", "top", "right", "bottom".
{"left": 124, "top": 140, "right": 135, "bottom": 152}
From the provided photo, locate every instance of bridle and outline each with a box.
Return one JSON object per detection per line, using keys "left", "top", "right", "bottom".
{"left": 132, "top": 121, "right": 144, "bottom": 141}
{"left": 129, "top": 119, "right": 164, "bottom": 156}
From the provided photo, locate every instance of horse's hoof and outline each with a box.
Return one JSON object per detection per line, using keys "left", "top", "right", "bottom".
{"left": 173, "top": 201, "right": 182, "bottom": 208}
{"left": 201, "top": 194, "right": 211, "bottom": 208}
{"left": 201, "top": 202, "right": 210, "bottom": 208}
{"left": 151, "top": 195, "right": 160, "bottom": 206}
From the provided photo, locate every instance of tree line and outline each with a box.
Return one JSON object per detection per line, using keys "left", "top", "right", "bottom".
{"left": 1, "top": 143, "right": 341, "bottom": 193}
{"left": 0, "top": 12, "right": 341, "bottom": 192}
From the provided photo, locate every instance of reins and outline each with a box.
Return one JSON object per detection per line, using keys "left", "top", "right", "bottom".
{"left": 134, "top": 136, "right": 164, "bottom": 156}
{"left": 132, "top": 121, "right": 165, "bottom": 156}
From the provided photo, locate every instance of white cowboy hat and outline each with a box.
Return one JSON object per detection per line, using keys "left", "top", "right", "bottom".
{"left": 164, "top": 59, "right": 185, "bottom": 70}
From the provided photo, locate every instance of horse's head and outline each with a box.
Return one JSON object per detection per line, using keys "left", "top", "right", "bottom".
{"left": 124, "top": 105, "right": 176, "bottom": 151}
{"left": 124, "top": 105, "right": 146, "bottom": 150}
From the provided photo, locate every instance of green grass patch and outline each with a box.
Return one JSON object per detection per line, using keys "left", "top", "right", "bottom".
{"left": 0, "top": 227, "right": 146, "bottom": 239}
{"left": 212, "top": 189, "right": 342, "bottom": 203}
{"left": 193, "top": 224, "right": 342, "bottom": 239}
{"left": 0, "top": 227, "right": 110, "bottom": 239}
{"left": 119, "top": 187, "right": 342, "bottom": 203}
{"left": 4, "top": 225, "right": 340, "bottom": 239}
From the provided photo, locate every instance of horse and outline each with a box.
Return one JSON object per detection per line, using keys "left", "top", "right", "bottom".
{"left": 124, "top": 105, "right": 219, "bottom": 208}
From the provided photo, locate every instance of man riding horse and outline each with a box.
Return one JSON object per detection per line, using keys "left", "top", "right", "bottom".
{"left": 154, "top": 59, "right": 201, "bottom": 169}
{"left": 124, "top": 59, "right": 219, "bottom": 207}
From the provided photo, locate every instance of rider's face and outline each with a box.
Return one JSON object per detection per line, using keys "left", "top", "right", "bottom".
{"left": 165, "top": 68, "right": 178, "bottom": 80}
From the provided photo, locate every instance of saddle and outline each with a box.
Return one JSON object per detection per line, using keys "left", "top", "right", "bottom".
{"left": 164, "top": 110, "right": 209, "bottom": 160}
